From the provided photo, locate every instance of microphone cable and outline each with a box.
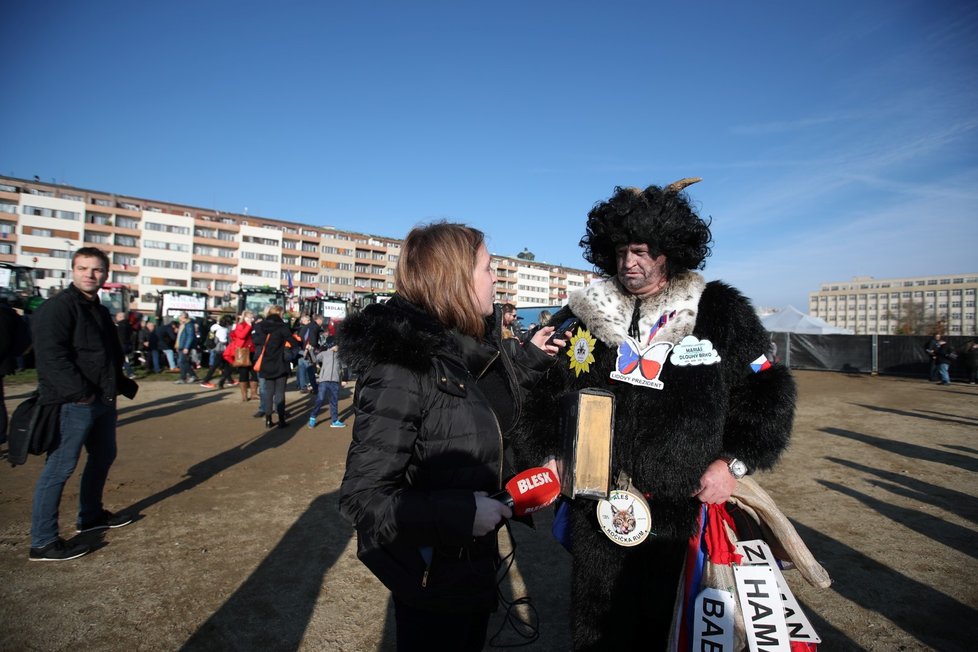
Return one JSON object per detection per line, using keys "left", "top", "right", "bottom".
{"left": 488, "top": 521, "right": 541, "bottom": 648}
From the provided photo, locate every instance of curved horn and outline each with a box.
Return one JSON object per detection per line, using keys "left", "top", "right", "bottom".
{"left": 664, "top": 177, "right": 702, "bottom": 193}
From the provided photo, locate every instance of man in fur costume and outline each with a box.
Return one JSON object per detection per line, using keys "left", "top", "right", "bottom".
{"left": 513, "top": 179, "right": 796, "bottom": 650}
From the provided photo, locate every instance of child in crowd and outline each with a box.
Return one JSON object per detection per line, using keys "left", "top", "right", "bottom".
{"left": 308, "top": 335, "right": 346, "bottom": 428}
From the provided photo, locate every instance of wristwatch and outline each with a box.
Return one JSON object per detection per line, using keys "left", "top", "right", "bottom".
{"left": 721, "top": 456, "right": 748, "bottom": 479}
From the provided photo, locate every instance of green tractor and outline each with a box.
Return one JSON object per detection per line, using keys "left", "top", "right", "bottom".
{"left": 0, "top": 262, "right": 44, "bottom": 312}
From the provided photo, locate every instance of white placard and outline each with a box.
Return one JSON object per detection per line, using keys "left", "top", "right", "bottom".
{"left": 320, "top": 301, "right": 347, "bottom": 319}
{"left": 693, "top": 587, "right": 736, "bottom": 652}
{"left": 733, "top": 565, "right": 790, "bottom": 652}
{"left": 735, "top": 540, "right": 821, "bottom": 643}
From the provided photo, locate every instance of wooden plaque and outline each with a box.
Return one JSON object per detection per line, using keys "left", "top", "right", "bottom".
{"left": 558, "top": 388, "right": 615, "bottom": 500}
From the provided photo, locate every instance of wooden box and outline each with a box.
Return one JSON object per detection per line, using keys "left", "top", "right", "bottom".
{"left": 558, "top": 388, "right": 615, "bottom": 500}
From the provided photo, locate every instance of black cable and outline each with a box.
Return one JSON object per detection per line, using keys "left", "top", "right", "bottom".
{"left": 488, "top": 522, "right": 541, "bottom": 648}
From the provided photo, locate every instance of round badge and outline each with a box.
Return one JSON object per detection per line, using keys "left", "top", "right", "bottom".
{"left": 596, "top": 489, "right": 653, "bottom": 547}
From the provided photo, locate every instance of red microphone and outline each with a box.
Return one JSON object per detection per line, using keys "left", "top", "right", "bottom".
{"left": 492, "top": 467, "right": 561, "bottom": 516}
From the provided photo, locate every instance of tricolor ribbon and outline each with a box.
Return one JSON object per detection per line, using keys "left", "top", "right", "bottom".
{"left": 647, "top": 310, "right": 677, "bottom": 344}
{"left": 750, "top": 354, "right": 772, "bottom": 373}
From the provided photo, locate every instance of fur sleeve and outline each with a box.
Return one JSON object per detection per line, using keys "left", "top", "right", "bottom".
{"left": 509, "top": 308, "right": 576, "bottom": 471}
{"left": 699, "top": 282, "right": 796, "bottom": 471}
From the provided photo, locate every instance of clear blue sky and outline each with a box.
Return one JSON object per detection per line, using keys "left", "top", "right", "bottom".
{"left": 3, "top": 0, "right": 975, "bottom": 310}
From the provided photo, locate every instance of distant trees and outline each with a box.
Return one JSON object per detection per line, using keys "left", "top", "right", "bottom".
{"left": 885, "top": 300, "right": 945, "bottom": 335}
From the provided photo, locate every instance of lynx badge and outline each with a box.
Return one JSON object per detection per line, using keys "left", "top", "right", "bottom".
{"left": 596, "top": 471, "right": 653, "bottom": 547}
{"left": 596, "top": 489, "right": 653, "bottom": 547}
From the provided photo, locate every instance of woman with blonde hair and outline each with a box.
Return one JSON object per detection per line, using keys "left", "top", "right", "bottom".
{"left": 338, "top": 221, "right": 567, "bottom": 651}
{"left": 222, "top": 310, "right": 257, "bottom": 403}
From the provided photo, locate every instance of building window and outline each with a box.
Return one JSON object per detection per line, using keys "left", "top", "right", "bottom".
{"left": 145, "top": 221, "right": 188, "bottom": 234}
{"left": 84, "top": 233, "right": 110, "bottom": 244}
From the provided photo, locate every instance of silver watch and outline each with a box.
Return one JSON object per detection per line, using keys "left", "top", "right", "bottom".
{"left": 723, "top": 456, "right": 748, "bottom": 479}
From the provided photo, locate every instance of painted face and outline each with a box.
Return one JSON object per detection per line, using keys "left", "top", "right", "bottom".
{"left": 470, "top": 243, "right": 497, "bottom": 317}
{"left": 71, "top": 255, "right": 108, "bottom": 298}
{"left": 616, "top": 244, "right": 668, "bottom": 296}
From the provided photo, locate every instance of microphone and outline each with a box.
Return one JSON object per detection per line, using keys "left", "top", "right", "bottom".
{"left": 491, "top": 467, "right": 561, "bottom": 516}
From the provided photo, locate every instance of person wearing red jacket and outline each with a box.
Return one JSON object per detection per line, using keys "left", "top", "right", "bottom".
{"left": 221, "top": 310, "right": 257, "bottom": 402}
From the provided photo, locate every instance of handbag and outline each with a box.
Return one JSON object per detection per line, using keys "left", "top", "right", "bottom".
{"left": 232, "top": 344, "right": 251, "bottom": 367}
{"left": 252, "top": 334, "right": 271, "bottom": 373}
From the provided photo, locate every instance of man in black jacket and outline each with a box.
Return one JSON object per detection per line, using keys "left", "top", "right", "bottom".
{"left": 28, "top": 247, "right": 138, "bottom": 561}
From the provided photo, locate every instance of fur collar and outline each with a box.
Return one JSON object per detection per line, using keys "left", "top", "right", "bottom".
{"left": 338, "top": 294, "right": 500, "bottom": 377}
{"left": 568, "top": 273, "right": 705, "bottom": 346}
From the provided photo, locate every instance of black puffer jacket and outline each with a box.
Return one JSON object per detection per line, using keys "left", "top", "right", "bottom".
{"left": 31, "top": 283, "right": 137, "bottom": 405}
{"left": 252, "top": 314, "right": 295, "bottom": 380}
{"left": 337, "top": 295, "right": 553, "bottom": 613}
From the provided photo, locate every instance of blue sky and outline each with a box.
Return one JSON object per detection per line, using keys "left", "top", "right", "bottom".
{"left": 3, "top": 1, "right": 975, "bottom": 310}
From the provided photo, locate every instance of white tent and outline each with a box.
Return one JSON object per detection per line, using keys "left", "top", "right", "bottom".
{"left": 760, "top": 305, "right": 854, "bottom": 334}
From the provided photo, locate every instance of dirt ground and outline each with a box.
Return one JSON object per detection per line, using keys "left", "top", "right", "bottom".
{"left": 1, "top": 370, "right": 976, "bottom": 651}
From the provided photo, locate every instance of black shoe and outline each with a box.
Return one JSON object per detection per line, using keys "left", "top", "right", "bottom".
{"left": 265, "top": 415, "right": 274, "bottom": 428}
{"left": 76, "top": 510, "right": 134, "bottom": 533}
{"left": 29, "top": 537, "right": 91, "bottom": 562}
{"left": 253, "top": 411, "right": 265, "bottom": 418}
{"left": 278, "top": 419, "right": 288, "bottom": 429}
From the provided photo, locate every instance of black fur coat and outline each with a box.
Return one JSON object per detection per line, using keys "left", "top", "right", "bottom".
{"left": 512, "top": 272, "right": 796, "bottom": 649}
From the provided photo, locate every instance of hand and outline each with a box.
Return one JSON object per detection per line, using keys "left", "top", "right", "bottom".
{"left": 542, "top": 456, "right": 562, "bottom": 486}
{"left": 693, "top": 459, "right": 737, "bottom": 504}
{"left": 75, "top": 394, "right": 95, "bottom": 404}
{"left": 472, "top": 492, "right": 512, "bottom": 536}
{"left": 529, "top": 327, "right": 570, "bottom": 357}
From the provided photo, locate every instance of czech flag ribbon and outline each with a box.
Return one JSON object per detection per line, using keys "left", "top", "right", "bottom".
{"left": 750, "top": 354, "right": 772, "bottom": 373}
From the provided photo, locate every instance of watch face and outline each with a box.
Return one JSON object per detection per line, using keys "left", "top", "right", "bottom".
{"left": 730, "top": 460, "right": 748, "bottom": 478}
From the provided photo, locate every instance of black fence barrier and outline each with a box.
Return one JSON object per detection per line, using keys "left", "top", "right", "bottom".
{"left": 777, "top": 333, "right": 975, "bottom": 380}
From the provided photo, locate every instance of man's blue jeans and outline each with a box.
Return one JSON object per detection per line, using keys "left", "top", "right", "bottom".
{"left": 310, "top": 381, "right": 340, "bottom": 422}
{"left": 938, "top": 362, "right": 951, "bottom": 384}
{"left": 296, "top": 358, "right": 311, "bottom": 390}
{"left": 178, "top": 351, "right": 197, "bottom": 381}
{"left": 31, "top": 401, "right": 117, "bottom": 548}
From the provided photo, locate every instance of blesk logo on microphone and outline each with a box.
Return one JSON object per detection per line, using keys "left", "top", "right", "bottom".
{"left": 515, "top": 470, "right": 555, "bottom": 495}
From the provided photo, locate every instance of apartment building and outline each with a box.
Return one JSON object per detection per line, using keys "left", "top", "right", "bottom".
{"left": 0, "top": 176, "right": 596, "bottom": 314}
{"left": 809, "top": 274, "right": 978, "bottom": 335}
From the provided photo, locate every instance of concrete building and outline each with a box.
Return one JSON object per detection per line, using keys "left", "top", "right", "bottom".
{"left": 0, "top": 176, "right": 596, "bottom": 314}
{"left": 809, "top": 274, "right": 978, "bottom": 335}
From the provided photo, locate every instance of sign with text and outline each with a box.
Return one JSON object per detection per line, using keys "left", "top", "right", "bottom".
{"left": 693, "top": 587, "right": 736, "bottom": 652}
{"left": 736, "top": 540, "right": 821, "bottom": 644}
{"left": 732, "top": 565, "right": 790, "bottom": 652}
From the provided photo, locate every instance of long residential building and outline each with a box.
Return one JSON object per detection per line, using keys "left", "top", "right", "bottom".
{"left": 809, "top": 274, "right": 978, "bottom": 335}
{"left": 0, "top": 175, "right": 596, "bottom": 314}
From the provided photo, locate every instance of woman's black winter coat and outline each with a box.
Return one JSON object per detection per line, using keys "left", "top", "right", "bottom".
{"left": 252, "top": 314, "right": 294, "bottom": 380}
{"left": 337, "top": 295, "right": 554, "bottom": 613}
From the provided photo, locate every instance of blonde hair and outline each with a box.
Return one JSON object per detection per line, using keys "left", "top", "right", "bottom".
{"left": 266, "top": 304, "right": 284, "bottom": 317}
{"left": 239, "top": 309, "right": 255, "bottom": 323}
{"left": 395, "top": 221, "right": 486, "bottom": 338}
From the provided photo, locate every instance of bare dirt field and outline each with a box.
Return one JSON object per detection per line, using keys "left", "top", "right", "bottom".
{"left": 1, "top": 370, "right": 976, "bottom": 651}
